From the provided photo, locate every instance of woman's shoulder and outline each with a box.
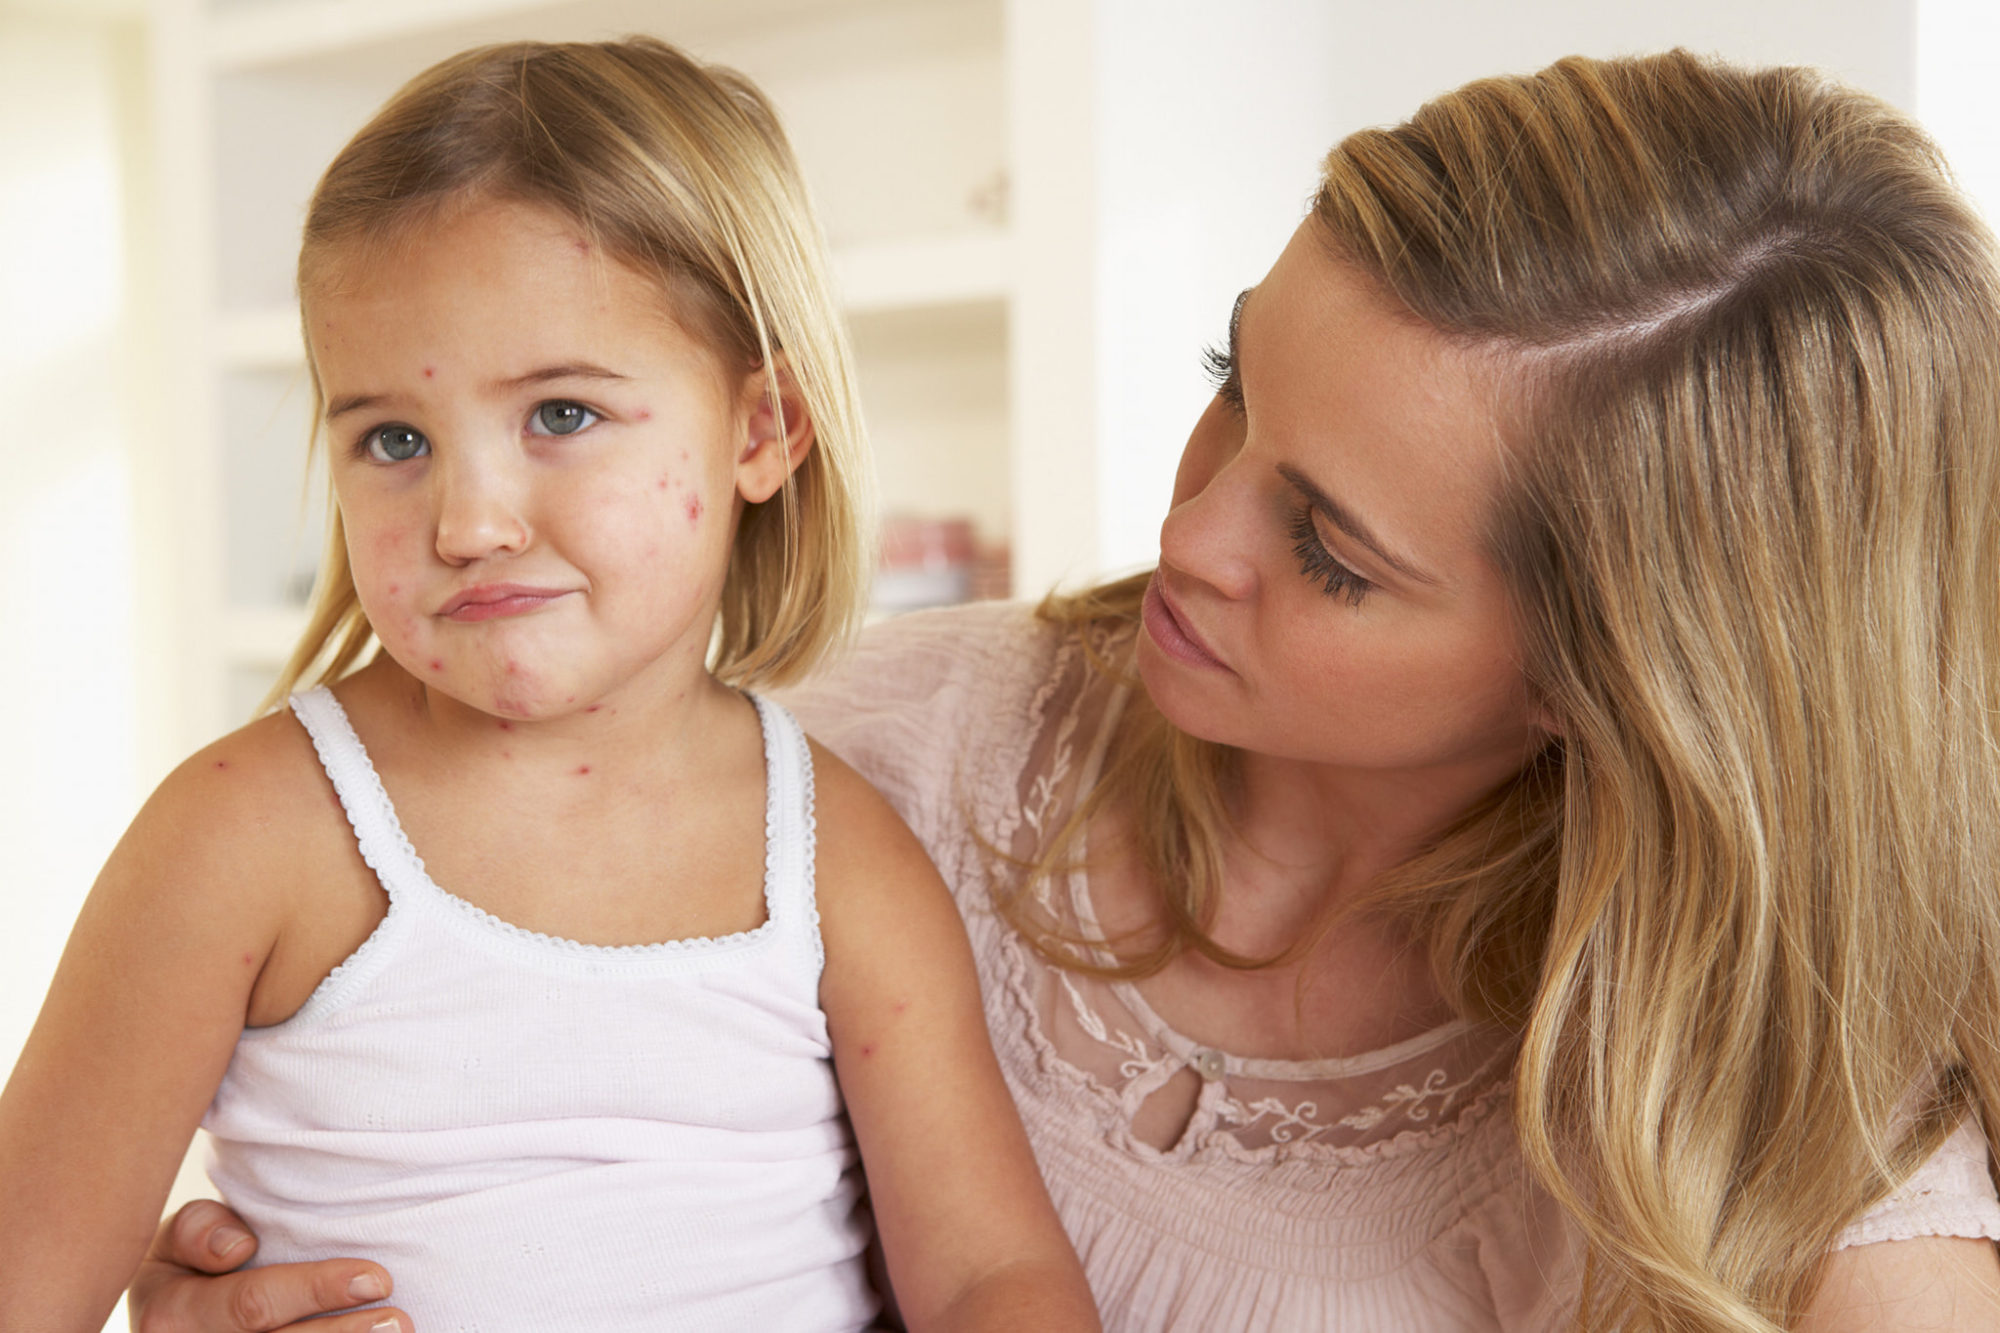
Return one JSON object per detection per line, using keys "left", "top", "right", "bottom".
{"left": 779, "top": 603, "right": 1063, "bottom": 780}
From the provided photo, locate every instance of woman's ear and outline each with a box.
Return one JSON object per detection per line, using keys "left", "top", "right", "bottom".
{"left": 734, "top": 356, "right": 815, "bottom": 504}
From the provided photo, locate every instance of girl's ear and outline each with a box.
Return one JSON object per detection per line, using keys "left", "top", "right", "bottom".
{"left": 734, "top": 356, "right": 815, "bottom": 504}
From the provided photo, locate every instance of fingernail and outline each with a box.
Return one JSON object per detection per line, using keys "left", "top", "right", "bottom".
{"left": 350, "top": 1271, "right": 388, "bottom": 1301}
{"left": 369, "top": 1320, "right": 399, "bottom": 1333}
{"left": 208, "top": 1225, "right": 251, "bottom": 1257}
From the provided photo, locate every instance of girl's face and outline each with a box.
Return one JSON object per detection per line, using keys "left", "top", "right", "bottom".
{"left": 308, "top": 197, "right": 771, "bottom": 720}
{"left": 1137, "top": 222, "right": 1549, "bottom": 791}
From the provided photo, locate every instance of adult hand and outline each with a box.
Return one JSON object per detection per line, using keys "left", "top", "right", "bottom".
{"left": 128, "top": 1200, "right": 408, "bottom": 1332}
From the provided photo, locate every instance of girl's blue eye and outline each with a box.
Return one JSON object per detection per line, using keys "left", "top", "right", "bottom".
{"left": 364, "top": 425, "right": 429, "bottom": 462}
{"left": 529, "top": 401, "right": 598, "bottom": 437}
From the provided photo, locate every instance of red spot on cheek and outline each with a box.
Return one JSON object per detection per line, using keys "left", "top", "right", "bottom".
{"left": 502, "top": 750, "right": 513, "bottom": 760}
{"left": 497, "top": 720, "right": 512, "bottom": 732}
{"left": 685, "top": 496, "right": 703, "bottom": 525}
{"left": 242, "top": 952, "right": 256, "bottom": 967}
{"left": 859, "top": 1043, "right": 877, "bottom": 1058}
{"left": 429, "top": 659, "right": 443, "bottom": 672}
{"left": 213, "top": 760, "right": 228, "bottom": 770}
{"left": 636, "top": 409, "right": 653, "bottom": 423}
{"left": 422, "top": 367, "right": 435, "bottom": 380}
{"left": 388, "top": 583, "right": 400, "bottom": 595}
{"left": 576, "top": 765, "right": 591, "bottom": 776}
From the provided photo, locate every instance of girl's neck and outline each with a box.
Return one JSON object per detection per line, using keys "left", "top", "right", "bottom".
{"left": 347, "top": 652, "right": 744, "bottom": 791}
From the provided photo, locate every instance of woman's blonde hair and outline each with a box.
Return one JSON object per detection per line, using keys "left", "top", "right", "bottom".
{"left": 271, "top": 36, "right": 870, "bottom": 703}
{"left": 1035, "top": 50, "right": 2000, "bottom": 1330}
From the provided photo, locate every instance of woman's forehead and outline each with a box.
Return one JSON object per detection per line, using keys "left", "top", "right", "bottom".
{"left": 1240, "top": 227, "right": 1514, "bottom": 585}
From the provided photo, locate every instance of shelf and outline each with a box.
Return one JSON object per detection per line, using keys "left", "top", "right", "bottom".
{"left": 204, "top": 0, "right": 905, "bottom": 72}
{"left": 833, "top": 229, "right": 1010, "bottom": 314}
{"left": 217, "top": 306, "right": 305, "bottom": 369}
{"left": 224, "top": 605, "right": 310, "bottom": 667}
{"left": 207, "top": 0, "right": 554, "bottom": 70}
{"left": 216, "top": 227, "right": 1012, "bottom": 370}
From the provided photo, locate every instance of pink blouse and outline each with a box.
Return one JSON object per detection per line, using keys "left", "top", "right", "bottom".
{"left": 783, "top": 601, "right": 2000, "bottom": 1332}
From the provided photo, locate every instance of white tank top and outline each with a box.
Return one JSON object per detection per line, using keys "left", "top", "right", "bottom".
{"left": 203, "top": 688, "right": 879, "bottom": 1331}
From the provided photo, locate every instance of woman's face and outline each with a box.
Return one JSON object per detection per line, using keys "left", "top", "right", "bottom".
{"left": 1136, "top": 221, "right": 1549, "bottom": 792}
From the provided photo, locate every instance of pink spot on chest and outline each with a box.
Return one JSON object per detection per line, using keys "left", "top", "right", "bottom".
{"left": 585, "top": 704, "right": 603, "bottom": 714}
{"left": 657, "top": 474, "right": 671, "bottom": 491}
{"left": 685, "top": 495, "right": 703, "bottom": 525}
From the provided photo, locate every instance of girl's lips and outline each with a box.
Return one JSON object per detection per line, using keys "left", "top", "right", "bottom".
{"left": 1141, "top": 574, "right": 1230, "bottom": 672}
{"left": 438, "top": 585, "right": 573, "bottom": 622}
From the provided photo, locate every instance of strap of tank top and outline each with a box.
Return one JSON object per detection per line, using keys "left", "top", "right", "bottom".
{"left": 287, "top": 687, "right": 412, "bottom": 904}
{"left": 749, "top": 694, "right": 821, "bottom": 965}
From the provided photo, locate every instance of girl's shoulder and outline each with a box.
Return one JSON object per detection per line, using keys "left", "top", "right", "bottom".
{"left": 141, "top": 703, "right": 344, "bottom": 878}
{"left": 128, "top": 702, "right": 377, "bottom": 1020}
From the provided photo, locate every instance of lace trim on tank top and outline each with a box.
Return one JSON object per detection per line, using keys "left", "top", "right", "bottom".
{"left": 285, "top": 688, "right": 816, "bottom": 1018}
{"left": 983, "top": 618, "right": 1516, "bottom": 1166}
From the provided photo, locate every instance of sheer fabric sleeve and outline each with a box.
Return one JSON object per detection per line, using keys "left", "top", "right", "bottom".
{"left": 1833, "top": 1116, "right": 2000, "bottom": 1250}
{"left": 772, "top": 601, "right": 1050, "bottom": 877}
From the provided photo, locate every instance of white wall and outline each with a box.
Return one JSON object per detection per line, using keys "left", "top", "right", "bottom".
{"left": 1012, "top": 0, "right": 1917, "bottom": 592}
{"left": 0, "top": 12, "right": 145, "bottom": 1081}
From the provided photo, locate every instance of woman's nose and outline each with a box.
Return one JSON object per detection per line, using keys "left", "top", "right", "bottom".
{"left": 432, "top": 450, "right": 531, "bottom": 565}
{"left": 1158, "top": 410, "right": 1258, "bottom": 600}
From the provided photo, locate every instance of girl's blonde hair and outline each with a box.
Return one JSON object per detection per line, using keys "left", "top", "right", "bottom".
{"left": 1034, "top": 50, "right": 2000, "bottom": 1330}
{"left": 272, "top": 36, "right": 870, "bottom": 703}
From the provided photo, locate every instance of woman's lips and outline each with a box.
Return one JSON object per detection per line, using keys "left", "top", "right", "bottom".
{"left": 1141, "top": 574, "right": 1230, "bottom": 672}
{"left": 438, "top": 585, "right": 573, "bottom": 623}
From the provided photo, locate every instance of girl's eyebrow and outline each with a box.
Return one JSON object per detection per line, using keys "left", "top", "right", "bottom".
{"left": 1276, "top": 462, "right": 1441, "bottom": 587}
{"left": 324, "top": 363, "right": 631, "bottom": 420}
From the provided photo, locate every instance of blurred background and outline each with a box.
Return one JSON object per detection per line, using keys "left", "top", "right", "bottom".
{"left": 1, "top": 0, "right": 1996, "bottom": 1320}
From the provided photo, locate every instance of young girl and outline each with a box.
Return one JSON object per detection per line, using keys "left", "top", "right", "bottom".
{"left": 0, "top": 37, "right": 1097, "bottom": 1333}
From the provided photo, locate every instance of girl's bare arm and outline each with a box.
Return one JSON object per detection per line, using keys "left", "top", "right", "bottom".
{"left": 812, "top": 741, "right": 1099, "bottom": 1332}
{"left": 0, "top": 727, "right": 313, "bottom": 1330}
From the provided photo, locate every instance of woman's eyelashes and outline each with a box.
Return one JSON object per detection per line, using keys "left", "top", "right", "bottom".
{"left": 1203, "top": 344, "right": 1244, "bottom": 411}
{"left": 1203, "top": 289, "right": 1252, "bottom": 412}
{"left": 1288, "top": 503, "right": 1374, "bottom": 607}
{"left": 354, "top": 400, "right": 602, "bottom": 462}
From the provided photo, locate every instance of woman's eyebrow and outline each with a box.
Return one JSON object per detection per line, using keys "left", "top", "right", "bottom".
{"left": 1276, "top": 462, "right": 1441, "bottom": 587}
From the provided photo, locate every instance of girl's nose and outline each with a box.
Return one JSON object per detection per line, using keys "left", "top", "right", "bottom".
{"left": 432, "top": 452, "right": 531, "bottom": 565}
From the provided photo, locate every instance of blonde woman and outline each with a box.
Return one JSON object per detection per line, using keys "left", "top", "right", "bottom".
{"left": 134, "top": 49, "right": 2000, "bottom": 1333}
